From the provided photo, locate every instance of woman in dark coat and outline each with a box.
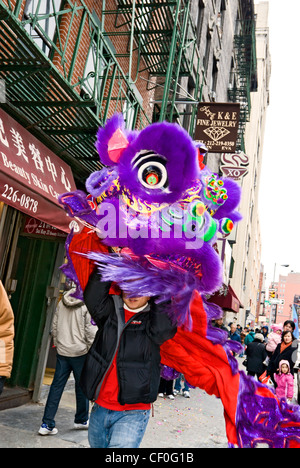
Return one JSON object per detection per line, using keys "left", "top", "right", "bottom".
{"left": 245, "top": 333, "right": 268, "bottom": 379}
{"left": 267, "top": 330, "right": 297, "bottom": 385}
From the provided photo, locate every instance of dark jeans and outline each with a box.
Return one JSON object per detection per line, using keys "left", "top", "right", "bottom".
{"left": 158, "top": 377, "right": 174, "bottom": 395}
{"left": 174, "top": 374, "right": 189, "bottom": 392}
{"left": 42, "top": 353, "right": 89, "bottom": 428}
{"left": 0, "top": 377, "right": 5, "bottom": 395}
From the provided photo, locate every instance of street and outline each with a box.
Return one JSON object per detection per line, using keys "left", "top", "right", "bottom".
{"left": 141, "top": 388, "right": 227, "bottom": 449}
{"left": 0, "top": 380, "right": 227, "bottom": 448}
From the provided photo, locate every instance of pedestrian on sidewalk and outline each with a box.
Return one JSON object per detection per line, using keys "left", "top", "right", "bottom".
{"left": 174, "top": 373, "right": 191, "bottom": 398}
{"left": 158, "top": 377, "right": 175, "bottom": 400}
{"left": 274, "top": 360, "right": 294, "bottom": 402}
{"left": 212, "top": 317, "right": 228, "bottom": 332}
{"left": 283, "top": 320, "right": 296, "bottom": 333}
{"left": 244, "top": 329, "right": 255, "bottom": 347}
{"left": 80, "top": 269, "right": 177, "bottom": 448}
{"left": 245, "top": 333, "right": 268, "bottom": 379}
{"left": 261, "top": 325, "right": 269, "bottom": 343}
{"left": 228, "top": 323, "right": 242, "bottom": 357}
{"left": 0, "top": 281, "right": 14, "bottom": 396}
{"left": 38, "top": 286, "right": 96, "bottom": 436}
{"left": 267, "top": 330, "right": 297, "bottom": 386}
{"left": 228, "top": 323, "right": 241, "bottom": 343}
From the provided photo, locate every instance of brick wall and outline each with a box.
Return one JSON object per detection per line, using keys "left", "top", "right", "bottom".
{"left": 50, "top": 0, "right": 155, "bottom": 124}
{"left": 2, "top": 0, "right": 155, "bottom": 126}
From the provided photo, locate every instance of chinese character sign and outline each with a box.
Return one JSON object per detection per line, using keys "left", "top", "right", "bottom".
{"left": 0, "top": 108, "right": 76, "bottom": 232}
{"left": 0, "top": 108, "right": 75, "bottom": 203}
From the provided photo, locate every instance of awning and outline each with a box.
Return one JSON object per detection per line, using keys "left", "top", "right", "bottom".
{"left": 208, "top": 284, "right": 243, "bottom": 313}
{"left": 0, "top": 108, "right": 76, "bottom": 233}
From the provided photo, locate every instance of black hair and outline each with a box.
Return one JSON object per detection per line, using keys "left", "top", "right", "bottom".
{"left": 281, "top": 330, "right": 295, "bottom": 342}
{"left": 283, "top": 320, "right": 295, "bottom": 331}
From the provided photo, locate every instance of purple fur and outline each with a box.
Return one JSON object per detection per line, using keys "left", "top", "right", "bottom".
{"left": 58, "top": 190, "right": 99, "bottom": 227}
{"left": 59, "top": 117, "right": 241, "bottom": 336}
{"left": 117, "top": 121, "right": 199, "bottom": 204}
{"left": 213, "top": 178, "right": 242, "bottom": 222}
{"left": 236, "top": 372, "right": 300, "bottom": 448}
{"left": 85, "top": 168, "right": 119, "bottom": 198}
{"left": 82, "top": 250, "right": 197, "bottom": 329}
{"left": 160, "top": 364, "right": 180, "bottom": 381}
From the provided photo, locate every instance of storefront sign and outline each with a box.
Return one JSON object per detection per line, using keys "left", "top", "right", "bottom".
{"left": 207, "top": 284, "right": 242, "bottom": 313}
{"left": 22, "top": 216, "right": 66, "bottom": 239}
{"left": 194, "top": 103, "right": 240, "bottom": 153}
{"left": 0, "top": 108, "right": 76, "bottom": 232}
{"left": 220, "top": 152, "right": 249, "bottom": 180}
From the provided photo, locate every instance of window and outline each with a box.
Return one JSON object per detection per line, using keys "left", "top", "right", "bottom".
{"left": 210, "top": 56, "right": 218, "bottom": 99}
{"left": 217, "top": 0, "right": 226, "bottom": 38}
{"left": 23, "top": 0, "right": 62, "bottom": 55}
{"left": 204, "top": 29, "right": 212, "bottom": 72}
{"left": 250, "top": 201, "right": 254, "bottom": 222}
{"left": 81, "top": 36, "right": 109, "bottom": 104}
{"left": 196, "top": 0, "right": 205, "bottom": 47}
{"left": 246, "top": 234, "right": 251, "bottom": 255}
{"left": 243, "top": 267, "right": 247, "bottom": 290}
{"left": 135, "top": 0, "right": 152, "bottom": 52}
{"left": 229, "top": 256, "right": 235, "bottom": 279}
{"left": 228, "top": 57, "right": 236, "bottom": 91}
{"left": 123, "top": 94, "right": 137, "bottom": 130}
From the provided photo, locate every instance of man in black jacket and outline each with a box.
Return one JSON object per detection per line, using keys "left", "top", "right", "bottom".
{"left": 245, "top": 333, "right": 268, "bottom": 379}
{"left": 80, "top": 270, "right": 177, "bottom": 448}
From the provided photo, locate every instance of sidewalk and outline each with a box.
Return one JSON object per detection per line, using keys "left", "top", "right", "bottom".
{"left": 0, "top": 380, "right": 89, "bottom": 448}
{"left": 0, "top": 380, "right": 228, "bottom": 448}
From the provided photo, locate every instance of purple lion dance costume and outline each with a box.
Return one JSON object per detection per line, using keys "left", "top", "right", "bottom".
{"left": 59, "top": 114, "right": 300, "bottom": 448}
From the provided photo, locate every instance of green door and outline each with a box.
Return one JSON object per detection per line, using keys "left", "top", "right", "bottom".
{"left": 9, "top": 235, "right": 59, "bottom": 389}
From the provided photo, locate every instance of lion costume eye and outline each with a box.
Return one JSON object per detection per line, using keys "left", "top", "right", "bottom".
{"left": 132, "top": 151, "right": 168, "bottom": 190}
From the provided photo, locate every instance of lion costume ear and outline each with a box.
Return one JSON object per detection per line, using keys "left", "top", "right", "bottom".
{"left": 95, "top": 114, "right": 129, "bottom": 166}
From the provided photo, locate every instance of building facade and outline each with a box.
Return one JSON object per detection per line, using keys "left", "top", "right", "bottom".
{"left": 229, "top": 1, "right": 270, "bottom": 326}
{"left": 0, "top": 0, "right": 262, "bottom": 405}
{"left": 265, "top": 272, "right": 300, "bottom": 326}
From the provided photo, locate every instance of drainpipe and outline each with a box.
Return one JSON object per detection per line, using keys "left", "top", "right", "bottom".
{"left": 169, "top": 0, "right": 190, "bottom": 122}
{"left": 128, "top": 0, "right": 136, "bottom": 84}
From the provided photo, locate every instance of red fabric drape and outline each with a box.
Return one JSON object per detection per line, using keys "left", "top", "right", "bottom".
{"left": 68, "top": 227, "right": 120, "bottom": 294}
{"left": 160, "top": 291, "right": 240, "bottom": 446}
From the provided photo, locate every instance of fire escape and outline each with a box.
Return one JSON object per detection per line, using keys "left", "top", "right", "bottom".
{"left": 0, "top": 0, "right": 199, "bottom": 180}
{"left": 228, "top": 0, "right": 257, "bottom": 151}
{"left": 103, "top": 0, "right": 199, "bottom": 126}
